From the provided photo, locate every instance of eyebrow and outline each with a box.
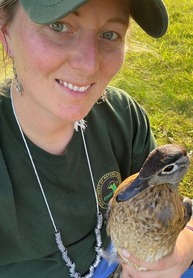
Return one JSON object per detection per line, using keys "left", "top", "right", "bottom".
{"left": 107, "top": 17, "right": 129, "bottom": 27}
{"left": 73, "top": 10, "right": 80, "bottom": 16}
{"left": 72, "top": 11, "right": 129, "bottom": 27}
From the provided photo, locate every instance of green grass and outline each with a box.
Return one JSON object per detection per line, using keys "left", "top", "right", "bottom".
{"left": 111, "top": 0, "right": 193, "bottom": 198}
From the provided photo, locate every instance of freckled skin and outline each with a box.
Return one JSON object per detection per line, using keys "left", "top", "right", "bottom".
{"left": 107, "top": 145, "right": 192, "bottom": 270}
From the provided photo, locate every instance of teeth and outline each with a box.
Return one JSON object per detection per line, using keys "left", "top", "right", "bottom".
{"left": 59, "top": 80, "right": 91, "bottom": 92}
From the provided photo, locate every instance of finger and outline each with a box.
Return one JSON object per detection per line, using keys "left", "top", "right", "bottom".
{"left": 121, "top": 264, "right": 149, "bottom": 278}
{"left": 121, "top": 263, "right": 173, "bottom": 278}
{"left": 121, "top": 249, "right": 171, "bottom": 271}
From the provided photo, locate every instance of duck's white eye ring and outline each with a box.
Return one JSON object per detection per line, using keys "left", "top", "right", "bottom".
{"left": 162, "top": 163, "right": 178, "bottom": 174}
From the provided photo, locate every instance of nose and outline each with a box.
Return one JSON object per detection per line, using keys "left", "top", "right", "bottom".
{"left": 69, "top": 33, "right": 100, "bottom": 74}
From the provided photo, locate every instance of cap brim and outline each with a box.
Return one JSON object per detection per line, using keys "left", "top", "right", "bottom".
{"left": 19, "top": 0, "right": 168, "bottom": 38}
{"left": 19, "top": 0, "right": 90, "bottom": 24}
{"left": 130, "top": 0, "right": 168, "bottom": 38}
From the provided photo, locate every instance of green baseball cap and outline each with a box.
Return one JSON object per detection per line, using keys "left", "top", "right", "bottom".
{"left": 19, "top": 0, "right": 168, "bottom": 38}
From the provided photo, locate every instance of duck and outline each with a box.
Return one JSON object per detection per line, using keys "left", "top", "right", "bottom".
{"left": 106, "top": 144, "right": 192, "bottom": 270}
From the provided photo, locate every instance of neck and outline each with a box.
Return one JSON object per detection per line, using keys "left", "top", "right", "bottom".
{"left": 11, "top": 87, "right": 75, "bottom": 155}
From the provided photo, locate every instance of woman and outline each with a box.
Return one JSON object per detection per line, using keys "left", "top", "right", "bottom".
{"left": 0, "top": 0, "right": 192, "bottom": 277}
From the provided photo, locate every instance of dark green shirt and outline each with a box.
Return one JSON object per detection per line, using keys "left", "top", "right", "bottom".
{"left": 0, "top": 86, "right": 155, "bottom": 277}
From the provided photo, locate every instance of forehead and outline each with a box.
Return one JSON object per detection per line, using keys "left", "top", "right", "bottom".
{"left": 66, "top": 0, "right": 130, "bottom": 26}
{"left": 78, "top": 0, "right": 130, "bottom": 14}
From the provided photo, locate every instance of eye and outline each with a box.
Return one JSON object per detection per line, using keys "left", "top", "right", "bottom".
{"left": 162, "top": 163, "right": 178, "bottom": 174}
{"left": 163, "top": 165, "right": 174, "bottom": 172}
{"left": 100, "top": 31, "right": 118, "bottom": 41}
{"left": 49, "top": 22, "right": 69, "bottom": 33}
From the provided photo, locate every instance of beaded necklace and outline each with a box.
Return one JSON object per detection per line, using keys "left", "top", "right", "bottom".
{"left": 10, "top": 86, "right": 103, "bottom": 278}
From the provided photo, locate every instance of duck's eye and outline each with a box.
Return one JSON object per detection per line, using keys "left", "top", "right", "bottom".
{"left": 49, "top": 22, "right": 69, "bottom": 33}
{"left": 162, "top": 163, "right": 178, "bottom": 174}
{"left": 163, "top": 165, "right": 174, "bottom": 172}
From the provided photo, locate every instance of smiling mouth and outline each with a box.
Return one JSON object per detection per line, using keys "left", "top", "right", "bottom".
{"left": 56, "top": 79, "right": 92, "bottom": 93}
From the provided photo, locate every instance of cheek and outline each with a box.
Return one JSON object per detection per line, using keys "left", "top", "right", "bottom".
{"left": 16, "top": 31, "right": 63, "bottom": 75}
{"left": 103, "top": 47, "right": 126, "bottom": 78}
{"left": 24, "top": 40, "right": 55, "bottom": 71}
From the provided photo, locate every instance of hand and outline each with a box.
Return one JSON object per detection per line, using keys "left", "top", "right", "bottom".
{"left": 120, "top": 223, "right": 193, "bottom": 278}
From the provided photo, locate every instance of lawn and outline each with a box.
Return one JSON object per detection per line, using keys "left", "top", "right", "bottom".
{"left": 111, "top": 0, "right": 193, "bottom": 197}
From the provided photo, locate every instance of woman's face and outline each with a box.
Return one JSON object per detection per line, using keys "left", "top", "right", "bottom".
{"left": 4, "top": 0, "right": 129, "bottom": 124}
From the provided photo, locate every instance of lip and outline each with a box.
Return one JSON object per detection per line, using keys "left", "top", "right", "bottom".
{"left": 56, "top": 79, "right": 92, "bottom": 93}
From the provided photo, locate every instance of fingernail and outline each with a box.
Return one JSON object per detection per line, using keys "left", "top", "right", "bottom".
{"left": 121, "top": 249, "right": 130, "bottom": 258}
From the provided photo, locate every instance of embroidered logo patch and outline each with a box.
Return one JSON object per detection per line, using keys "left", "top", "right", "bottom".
{"left": 96, "top": 171, "right": 121, "bottom": 209}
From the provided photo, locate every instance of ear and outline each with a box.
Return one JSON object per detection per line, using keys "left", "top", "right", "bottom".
{"left": 0, "top": 24, "right": 13, "bottom": 57}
